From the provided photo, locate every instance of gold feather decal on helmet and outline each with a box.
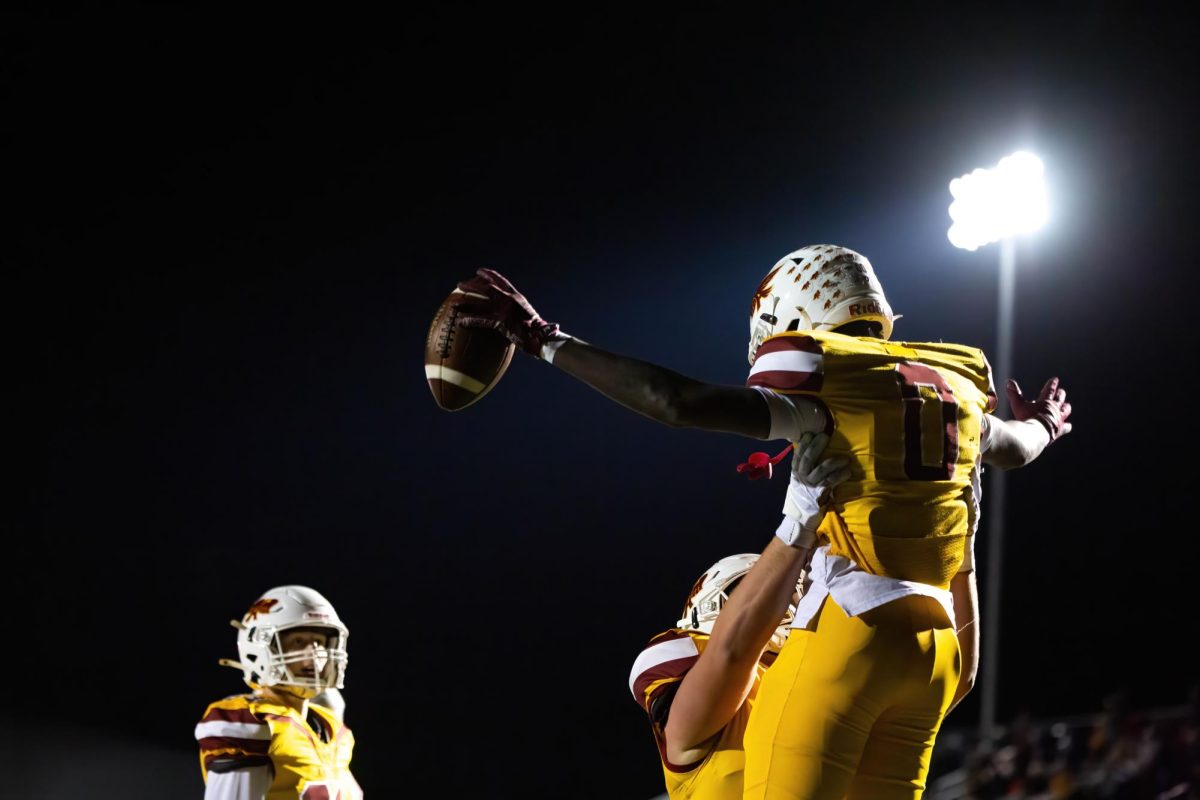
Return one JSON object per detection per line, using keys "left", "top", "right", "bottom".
{"left": 750, "top": 265, "right": 782, "bottom": 317}
{"left": 244, "top": 598, "right": 279, "bottom": 621}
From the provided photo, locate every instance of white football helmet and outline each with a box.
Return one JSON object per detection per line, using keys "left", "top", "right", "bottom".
{"left": 677, "top": 554, "right": 798, "bottom": 653}
{"left": 748, "top": 244, "right": 897, "bottom": 364}
{"left": 222, "top": 585, "right": 349, "bottom": 699}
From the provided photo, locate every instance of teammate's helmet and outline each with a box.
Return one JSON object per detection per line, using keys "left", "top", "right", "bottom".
{"left": 748, "top": 244, "right": 896, "bottom": 364}
{"left": 232, "top": 585, "right": 349, "bottom": 698}
{"left": 677, "top": 554, "right": 798, "bottom": 652}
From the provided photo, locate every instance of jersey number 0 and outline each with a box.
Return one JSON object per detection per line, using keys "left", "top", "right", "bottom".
{"left": 895, "top": 362, "right": 959, "bottom": 481}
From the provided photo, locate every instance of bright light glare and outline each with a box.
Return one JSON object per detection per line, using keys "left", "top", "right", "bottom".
{"left": 947, "top": 151, "right": 1048, "bottom": 251}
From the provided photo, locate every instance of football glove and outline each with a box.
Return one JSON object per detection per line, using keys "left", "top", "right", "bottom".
{"left": 776, "top": 432, "right": 850, "bottom": 548}
{"left": 454, "top": 269, "right": 567, "bottom": 358}
{"left": 1005, "top": 377, "right": 1073, "bottom": 442}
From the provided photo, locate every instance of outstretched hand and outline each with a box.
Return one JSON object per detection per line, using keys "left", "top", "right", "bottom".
{"left": 1006, "top": 377, "right": 1073, "bottom": 442}
{"left": 454, "top": 269, "right": 563, "bottom": 357}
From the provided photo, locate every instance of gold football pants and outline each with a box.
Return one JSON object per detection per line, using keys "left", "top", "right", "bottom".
{"left": 743, "top": 594, "right": 961, "bottom": 800}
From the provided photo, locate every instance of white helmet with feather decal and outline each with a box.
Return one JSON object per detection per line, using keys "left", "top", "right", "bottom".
{"left": 677, "top": 554, "right": 798, "bottom": 653}
{"left": 748, "top": 244, "right": 896, "bottom": 364}
{"left": 221, "top": 585, "right": 349, "bottom": 699}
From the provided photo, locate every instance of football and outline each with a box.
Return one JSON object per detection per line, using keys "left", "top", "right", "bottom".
{"left": 424, "top": 288, "right": 516, "bottom": 411}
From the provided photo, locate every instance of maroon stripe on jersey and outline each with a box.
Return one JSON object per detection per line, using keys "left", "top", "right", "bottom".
{"left": 747, "top": 369, "right": 823, "bottom": 392}
{"left": 202, "top": 705, "right": 262, "bottom": 725}
{"left": 642, "top": 674, "right": 683, "bottom": 712}
{"left": 755, "top": 335, "right": 821, "bottom": 357}
{"left": 632, "top": 654, "right": 699, "bottom": 701}
{"left": 206, "top": 754, "right": 271, "bottom": 774}
{"left": 645, "top": 629, "right": 692, "bottom": 647}
{"left": 749, "top": 334, "right": 824, "bottom": 391}
{"left": 199, "top": 736, "right": 271, "bottom": 755}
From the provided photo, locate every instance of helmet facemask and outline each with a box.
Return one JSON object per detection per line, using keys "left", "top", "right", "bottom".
{"left": 276, "top": 626, "right": 347, "bottom": 697}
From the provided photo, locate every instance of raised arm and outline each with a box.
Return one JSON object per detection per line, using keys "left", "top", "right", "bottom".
{"left": 551, "top": 339, "right": 772, "bottom": 437}
{"left": 453, "top": 269, "right": 772, "bottom": 438}
{"left": 662, "top": 434, "right": 849, "bottom": 764}
{"left": 662, "top": 537, "right": 807, "bottom": 764}
{"left": 983, "top": 377, "right": 1073, "bottom": 469}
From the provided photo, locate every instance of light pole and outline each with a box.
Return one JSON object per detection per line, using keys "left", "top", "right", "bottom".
{"left": 947, "top": 151, "right": 1048, "bottom": 740}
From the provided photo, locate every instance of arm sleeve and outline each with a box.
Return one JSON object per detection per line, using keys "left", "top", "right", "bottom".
{"left": 751, "top": 387, "right": 828, "bottom": 441}
{"left": 204, "top": 765, "right": 271, "bottom": 800}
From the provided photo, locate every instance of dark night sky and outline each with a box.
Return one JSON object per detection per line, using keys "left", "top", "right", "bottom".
{"left": 10, "top": 6, "right": 1199, "bottom": 798}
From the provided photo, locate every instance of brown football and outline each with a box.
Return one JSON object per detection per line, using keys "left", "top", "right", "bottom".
{"left": 425, "top": 288, "right": 516, "bottom": 411}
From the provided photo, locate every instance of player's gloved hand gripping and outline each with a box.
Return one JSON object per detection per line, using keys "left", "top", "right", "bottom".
{"left": 455, "top": 269, "right": 570, "bottom": 359}
{"left": 776, "top": 432, "right": 851, "bottom": 550}
{"left": 1006, "top": 377, "right": 1073, "bottom": 442}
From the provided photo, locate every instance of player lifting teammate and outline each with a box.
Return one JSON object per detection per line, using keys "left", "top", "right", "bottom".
{"left": 452, "top": 244, "right": 1072, "bottom": 800}
{"left": 631, "top": 432, "right": 848, "bottom": 800}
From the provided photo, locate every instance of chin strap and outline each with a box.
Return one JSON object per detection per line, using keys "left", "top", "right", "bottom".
{"left": 736, "top": 444, "right": 793, "bottom": 480}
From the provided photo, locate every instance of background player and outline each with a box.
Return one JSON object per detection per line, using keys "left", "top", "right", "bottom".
{"left": 631, "top": 432, "right": 848, "bottom": 800}
{"left": 195, "top": 585, "right": 363, "bottom": 800}
{"left": 452, "top": 247, "right": 1072, "bottom": 798}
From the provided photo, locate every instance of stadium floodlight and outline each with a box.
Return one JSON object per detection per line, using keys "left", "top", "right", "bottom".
{"left": 946, "top": 149, "right": 1049, "bottom": 743}
{"left": 948, "top": 151, "right": 1048, "bottom": 251}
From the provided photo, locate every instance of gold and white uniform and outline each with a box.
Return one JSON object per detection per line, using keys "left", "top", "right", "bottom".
{"left": 743, "top": 331, "right": 995, "bottom": 800}
{"left": 748, "top": 330, "right": 996, "bottom": 588}
{"left": 629, "top": 629, "right": 774, "bottom": 800}
{"left": 195, "top": 693, "right": 362, "bottom": 800}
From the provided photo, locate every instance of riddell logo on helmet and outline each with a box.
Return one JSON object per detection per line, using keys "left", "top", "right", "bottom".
{"left": 848, "top": 300, "right": 884, "bottom": 317}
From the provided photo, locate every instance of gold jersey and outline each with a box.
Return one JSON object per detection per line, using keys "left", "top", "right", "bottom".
{"left": 629, "top": 629, "right": 773, "bottom": 800}
{"left": 196, "top": 693, "right": 361, "bottom": 799}
{"left": 748, "top": 331, "right": 996, "bottom": 588}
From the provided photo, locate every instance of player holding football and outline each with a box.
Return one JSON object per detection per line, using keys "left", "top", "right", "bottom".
{"left": 453, "top": 245, "right": 1072, "bottom": 799}
{"left": 195, "top": 585, "right": 364, "bottom": 800}
{"left": 631, "top": 432, "right": 849, "bottom": 800}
